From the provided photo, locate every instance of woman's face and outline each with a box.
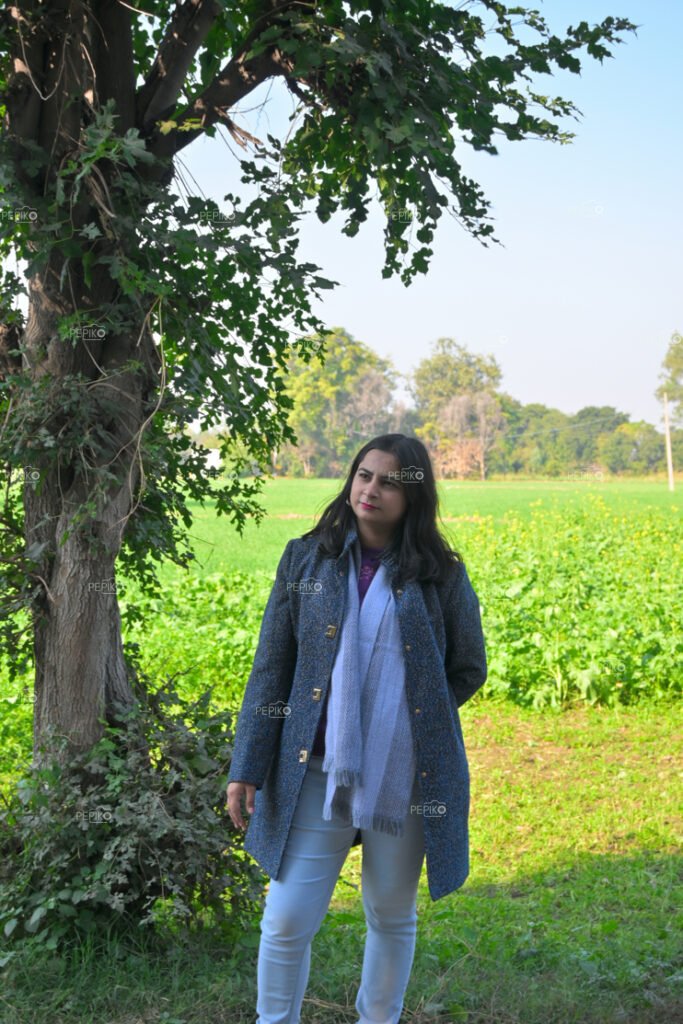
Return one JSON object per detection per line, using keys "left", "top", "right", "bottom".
{"left": 348, "top": 449, "right": 408, "bottom": 542}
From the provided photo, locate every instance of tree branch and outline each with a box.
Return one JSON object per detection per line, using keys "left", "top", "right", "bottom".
{"left": 135, "top": 0, "right": 223, "bottom": 128}
{"left": 92, "top": 0, "right": 137, "bottom": 129}
{"left": 5, "top": 0, "right": 51, "bottom": 190}
{"left": 141, "top": 45, "right": 292, "bottom": 174}
{"left": 37, "top": 0, "right": 86, "bottom": 180}
{"left": 136, "top": 0, "right": 322, "bottom": 181}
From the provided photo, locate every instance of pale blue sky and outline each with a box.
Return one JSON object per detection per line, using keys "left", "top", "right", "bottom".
{"left": 179, "top": 0, "right": 681, "bottom": 429}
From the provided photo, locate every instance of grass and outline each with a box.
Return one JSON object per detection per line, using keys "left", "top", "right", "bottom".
{"left": 1, "top": 698, "right": 680, "bottom": 1024}
{"left": 1, "top": 477, "right": 681, "bottom": 1023}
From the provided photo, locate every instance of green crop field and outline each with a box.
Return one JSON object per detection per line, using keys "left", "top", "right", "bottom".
{"left": 85, "top": 477, "right": 683, "bottom": 712}
{"left": 1, "top": 478, "right": 681, "bottom": 1024}
{"left": 131, "top": 475, "right": 683, "bottom": 577}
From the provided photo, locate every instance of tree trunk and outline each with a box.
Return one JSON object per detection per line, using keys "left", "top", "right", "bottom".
{"left": 20, "top": 255, "right": 159, "bottom": 765}
{"left": 30, "top": 501, "right": 136, "bottom": 764}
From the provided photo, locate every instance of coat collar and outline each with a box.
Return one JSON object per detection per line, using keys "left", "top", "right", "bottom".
{"left": 335, "top": 523, "right": 400, "bottom": 573}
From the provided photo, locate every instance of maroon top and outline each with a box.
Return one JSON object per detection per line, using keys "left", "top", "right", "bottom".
{"left": 311, "top": 544, "right": 384, "bottom": 758}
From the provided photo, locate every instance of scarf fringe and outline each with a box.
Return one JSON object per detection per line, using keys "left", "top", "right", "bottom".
{"left": 328, "top": 795, "right": 407, "bottom": 837}
{"left": 330, "top": 768, "right": 362, "bottom": 788}
{"left": 354, "top": 812, "right": 405, "bottom": 837}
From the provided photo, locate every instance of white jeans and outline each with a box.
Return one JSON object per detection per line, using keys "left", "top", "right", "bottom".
{"left": 255, "top": 755, "right": 426, "bottom": 1024}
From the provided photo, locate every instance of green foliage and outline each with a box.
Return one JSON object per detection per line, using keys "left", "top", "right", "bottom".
{"left": 655, "top": 329, "right": 683, "bottom": 423}
{"left": 120, "top": 571, "right": 274, "bottom": 707}
{"left": 0, "top": 100, "right": 332, "bottom": 669}
{"left": 597, "top": 421, "right": 666, "bottom": 475}
{"left": 278, "top": 327, "right": 405, "bottom": 475}
{"left": 143, "top": 498, "right": 682, "bottom": 711}
{"left": 265, "top": 4, "right": 638, "bottom": 282}
{"left": 411, "top": 337, "right": 503, "bottom": 448}
{"left": 272, "top": 330, "right": 677, "bottom": 479}
{"left": 0, "top": 681, "right": 266, "bottom": 950}
{"left": 466, "top": 497, "right": 683, "bottom": 708}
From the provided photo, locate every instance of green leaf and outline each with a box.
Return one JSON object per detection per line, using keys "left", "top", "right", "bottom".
{"left": 25, "top": 905, "right": 48, "bottom": 933}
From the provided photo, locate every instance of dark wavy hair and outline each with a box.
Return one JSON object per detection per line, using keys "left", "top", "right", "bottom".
{"left": 301, "top": 434, "right": 462, "bottom": 585}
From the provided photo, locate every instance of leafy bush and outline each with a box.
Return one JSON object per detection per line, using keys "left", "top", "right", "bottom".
{"left": 0, "top": 679, "right": 267, "bottom": 950}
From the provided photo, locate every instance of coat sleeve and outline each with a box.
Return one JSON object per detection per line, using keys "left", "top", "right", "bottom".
{"left": 443, "top": 561, "right": 487, "bottom": 708}
{"left": 227, "top": 538, "right": 298, "bottom": 788}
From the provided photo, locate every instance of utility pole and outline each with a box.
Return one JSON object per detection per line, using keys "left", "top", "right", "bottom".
{"left": 663, "top": 390, "right": 675, "bottom": 492}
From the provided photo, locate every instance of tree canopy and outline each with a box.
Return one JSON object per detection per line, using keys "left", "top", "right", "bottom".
{"left": 263, "top": 330, "right": 673, "bottom": 480}
{"left": 656, "top": 330, "right": 683, "bottom": 424}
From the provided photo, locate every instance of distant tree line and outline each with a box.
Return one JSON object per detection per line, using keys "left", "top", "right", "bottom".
{"left": 193, "top": 329, "right": 683, "bottom": 479}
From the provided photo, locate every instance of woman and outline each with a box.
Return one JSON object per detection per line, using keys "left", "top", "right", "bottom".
{"left": 226, "top": 433, "right": 487, "bottom": 1024}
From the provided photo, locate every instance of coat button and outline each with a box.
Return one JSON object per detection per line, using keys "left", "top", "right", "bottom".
{"left": 338, "top": 570, "right": 344, "bottom": 576}
{"left": 396, "top": 589, "right": 403, "bottom": 596}
{"left": 312, "top": 688, "right": 322, "bottom": 701}
{"left": 414, "top": 708, "right": 421, "bottom": 714}
{"left": 404, "top": 643, "right": 411, "bottom": 652}
{"left": 325, "top": 625, "right": 337, "bottom": 638}
{"left": 421, "top": 770, "right": 428, "bottom": 778}
{"left": 298, "top": 749, "right": 309, "bottom": 763}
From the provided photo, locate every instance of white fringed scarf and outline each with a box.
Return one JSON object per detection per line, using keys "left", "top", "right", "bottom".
{"left": 321, "top": 538, "right": 416, "bottom": 836}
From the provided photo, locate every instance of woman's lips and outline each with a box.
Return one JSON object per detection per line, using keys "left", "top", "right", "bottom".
{"left": 360, "top": 502, "right": 378, "bottom": 509}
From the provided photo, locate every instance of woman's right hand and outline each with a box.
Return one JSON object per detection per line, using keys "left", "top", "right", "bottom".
{"left": 226, "top": 781, "right": 256, "bottom": 830}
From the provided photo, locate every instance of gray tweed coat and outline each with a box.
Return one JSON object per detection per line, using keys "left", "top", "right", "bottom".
{"left": 227, "top": 524, "right": 487, "bottom": 901}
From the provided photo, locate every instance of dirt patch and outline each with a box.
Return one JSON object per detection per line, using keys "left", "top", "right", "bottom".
{"left": 468, "top": 740, "right": 575, "bottom": 773}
